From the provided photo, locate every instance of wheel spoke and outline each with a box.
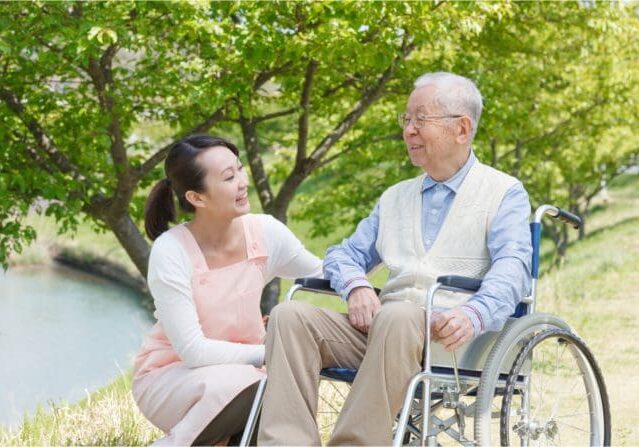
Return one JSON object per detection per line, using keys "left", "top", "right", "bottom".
{"left": 319, "top": 394, "right": 342, "bottom": 414}
{"left": 326, "top": 381, "right": 349, "bottom": 401}
{"left": 554, "top": 411, "right": 592, "bottom": 419}
{"left": 554, "top": 420, "right": 589, "bottom": 433}
{"left": 549, "top": 340, "right": 566, "bottom": 419}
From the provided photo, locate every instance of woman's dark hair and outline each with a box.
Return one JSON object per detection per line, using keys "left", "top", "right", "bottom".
{"left": 144, "top": 134, "right": 239, "bottom": 240}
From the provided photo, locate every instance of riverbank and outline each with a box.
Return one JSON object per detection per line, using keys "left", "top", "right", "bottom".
{"left": 52, "top": 245, "right": 153, "bottom": 312}
{"left": 7, "top": 214, "right": 155, "bottom": 312}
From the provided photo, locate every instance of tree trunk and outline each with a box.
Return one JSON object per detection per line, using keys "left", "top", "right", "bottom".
{"left": 260, "top": 278, "right": 281, "bottom": 315}
{"left": 260, "top": 198, "right": 295, "bottom": 315}
{"left": 555, "top": 224, "right": 568, "bottom": 268}
{"left": 573, "top": 207, "right": 586, "bottom": 240}
{"left": 490, "top": 138, "right": 497, "bottom": 167}
{"left": 106, "top": 213, "right": 151, "bottom": 278}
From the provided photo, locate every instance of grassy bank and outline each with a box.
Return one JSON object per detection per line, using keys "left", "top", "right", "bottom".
{"left": 3, "top": 174, "right": 638, "bottom": 445}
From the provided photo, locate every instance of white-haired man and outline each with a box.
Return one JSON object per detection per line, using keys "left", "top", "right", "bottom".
{"left": 258, "top": 72, "right": 532, "bottom": 445}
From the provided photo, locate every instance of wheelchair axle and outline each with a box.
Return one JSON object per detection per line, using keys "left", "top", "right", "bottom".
{"left": 513, "top": 418, "right": 558, "bottom": 442}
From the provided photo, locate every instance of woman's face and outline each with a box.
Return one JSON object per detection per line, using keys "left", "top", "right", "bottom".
{"left": 190, "top": 146, "right": 250, "bottom": 218}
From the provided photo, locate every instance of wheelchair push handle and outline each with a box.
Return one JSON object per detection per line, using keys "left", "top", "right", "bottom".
{"left": 554, "top": 208, "right": 582, "bottom": 229}
{"left": 533, "top": 204, "right": 581, "bottom": 229}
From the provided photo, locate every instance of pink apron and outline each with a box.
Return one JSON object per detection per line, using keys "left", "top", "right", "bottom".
{"left": 132, "top": 215, "right": 267, "bottom": 446}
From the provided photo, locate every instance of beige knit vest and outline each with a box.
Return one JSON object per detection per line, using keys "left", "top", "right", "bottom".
{"left": 376, "top": 161, "right": 518, "bottom": 308}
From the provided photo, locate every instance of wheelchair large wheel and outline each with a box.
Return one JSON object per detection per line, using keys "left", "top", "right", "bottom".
{"left": 317, "top": 380, "right": 350, "bottom": 444}
{"left": 500, "top": 328, "right": 610, "bottom": 446}
{"left": 475, "top": 313, "right": 572, "bottom": 446}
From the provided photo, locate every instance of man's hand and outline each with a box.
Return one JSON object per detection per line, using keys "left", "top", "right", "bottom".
{"left": 347, "top": 286, "right": 381, "bottom": 333}
{"left": 431, "top": 307, "right": 474, "bottom": 351}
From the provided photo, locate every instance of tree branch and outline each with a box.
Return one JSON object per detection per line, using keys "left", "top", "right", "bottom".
{"left": 431, "top": 0, "right": 448, "bottom": 11}
{"left": 253, "top": 107, "right": 298, "bottom": 124}
{"left": 134, "top": 106, "right": 227, "bottom": 181}
{"left": 307, "top": 37, "right": 414, "bottom": 167}
{"left": 296, "top": 60, "right": 318, "bottom": 164}
{"left": 519, "top": 98, "right": 605, "bottom": 147}
{"left": 321, "top": 76, "right": 359, "bottom": 98}
{"left": 86, "top": 45, "right": 132, "bottom": 214}
{"left": 316, "top": 133, "right": 403, "bottom": 169}
{"left": 0, "top": 87, "right": 84, "bottom": 181}
{"left": 253, "top": 63, "right": 289, "bottom": 91}
{"left": 269, "top": 36, "right": 415, "bottom": 219}
{"left": 238, "top": 102, "right": 274, "bottom": 211}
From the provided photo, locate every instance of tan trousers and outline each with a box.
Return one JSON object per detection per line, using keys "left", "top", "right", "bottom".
{"left": 258, "top": 300, "right": 425, "bottom": 446}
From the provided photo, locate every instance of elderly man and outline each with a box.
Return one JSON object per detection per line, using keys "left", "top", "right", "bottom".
{"left": 258, "top": 72, "right": 532, "bottom": 445}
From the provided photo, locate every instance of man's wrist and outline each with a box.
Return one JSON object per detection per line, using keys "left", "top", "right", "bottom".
{"left": 460, "top": 303, "right": 483, "bottom": 338}
{"left": 342, "top": 277, "right": 373, "bottom": 301}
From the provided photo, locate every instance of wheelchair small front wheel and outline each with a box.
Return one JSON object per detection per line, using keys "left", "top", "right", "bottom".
{"left": 500, "top": 328, "right": 611, "bottom": 446}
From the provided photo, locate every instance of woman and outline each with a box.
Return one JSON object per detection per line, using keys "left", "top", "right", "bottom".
{"left": 132, "top": 135, "right": 322, "bottom": 446}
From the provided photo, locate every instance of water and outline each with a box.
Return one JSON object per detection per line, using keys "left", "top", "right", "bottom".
{"left": 0, "top": 265, "right": 154, "bottom": 429}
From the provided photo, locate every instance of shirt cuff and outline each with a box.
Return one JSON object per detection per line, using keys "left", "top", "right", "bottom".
{"left": 341, "top": 277, "right": 374, "bottom": 301}
{"left": 460, "top": 303, "right": 484, "bottom": 338}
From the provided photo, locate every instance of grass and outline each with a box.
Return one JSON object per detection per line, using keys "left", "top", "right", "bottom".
{"left": 0, "top": 373, "right": 161, "bottom": 446}
{"left": 3, "top": 173, "right": 639, "bottom": 445}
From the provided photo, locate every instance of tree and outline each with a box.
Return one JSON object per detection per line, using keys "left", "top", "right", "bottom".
{"left": 2, "top": 2, "right": 637, "bottom": 311}
{"left": 296, "top": 1, "right": 639, "bottom": 263}
{"left": 1, "top": 1, "right": 513, "bottom": 311}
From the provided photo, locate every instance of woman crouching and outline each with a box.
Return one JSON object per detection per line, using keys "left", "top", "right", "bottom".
{"left": 132, "top": 135, "right": 322, "bottom": 445}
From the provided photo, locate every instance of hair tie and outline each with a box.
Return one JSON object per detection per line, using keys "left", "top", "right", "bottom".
{"left": 164, "top": 178, "right": 172, "bottom": 187}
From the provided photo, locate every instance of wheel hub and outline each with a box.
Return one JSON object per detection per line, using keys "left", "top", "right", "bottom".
{"left": 513, "top": 418, "right": 558, "bottom": 441}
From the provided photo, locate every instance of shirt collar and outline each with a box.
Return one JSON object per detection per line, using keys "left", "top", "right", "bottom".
{"left": 421, "top": 150, "right": 476, "bottom": 193}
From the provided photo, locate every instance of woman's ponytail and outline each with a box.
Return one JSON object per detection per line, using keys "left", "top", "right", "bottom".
{"left": 144, "top": 178, "right": 176, "bottom": 241}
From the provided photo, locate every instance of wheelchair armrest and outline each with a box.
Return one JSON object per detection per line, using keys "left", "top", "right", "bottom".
{"left": 294, "top": 278, "right": 381, "bottom": 295}
{"left": 436, "top": 275, "right": 482, "bottom": 293}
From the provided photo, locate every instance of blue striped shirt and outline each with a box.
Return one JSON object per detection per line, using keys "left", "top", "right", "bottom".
{"left": 323, "top": 151, "right": 533, "bottom": 337}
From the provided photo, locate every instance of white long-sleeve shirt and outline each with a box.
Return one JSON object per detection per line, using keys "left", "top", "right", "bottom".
{"left": 147, "top": 214, "right": 323, "bottom": 368}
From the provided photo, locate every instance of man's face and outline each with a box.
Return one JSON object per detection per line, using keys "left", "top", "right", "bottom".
{"left": 402, "top": 86, "right": 456, "bottom": 171}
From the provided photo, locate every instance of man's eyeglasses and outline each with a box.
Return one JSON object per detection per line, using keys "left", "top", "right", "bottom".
{"left": 397, "top": 113, "right": 463, "bottom": 130}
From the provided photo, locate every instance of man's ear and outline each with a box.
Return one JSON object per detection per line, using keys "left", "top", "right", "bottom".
{"left": 455, "top": 116, "right": 473, "bottom": 145}
{"left": 185, "top": 190, "right": 206, "bottom": 209}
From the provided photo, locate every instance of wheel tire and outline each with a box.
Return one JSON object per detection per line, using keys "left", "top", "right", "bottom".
{"left": 474, "top": 313, "right": 572, "bottom": 446}
{"left": 500, "top": 328, "right": 611, "bottom": 446}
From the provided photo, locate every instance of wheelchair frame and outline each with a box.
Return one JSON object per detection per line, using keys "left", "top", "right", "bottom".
{"left": 240, "top": 205, "right": 611, "bottom": 446}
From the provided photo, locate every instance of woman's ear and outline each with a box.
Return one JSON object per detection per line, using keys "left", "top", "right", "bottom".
{"left": 455, "top": 116, "right": 473, "bottom": 145}
{"left": 185, "top": 190, "right": 206, "bottom": 209}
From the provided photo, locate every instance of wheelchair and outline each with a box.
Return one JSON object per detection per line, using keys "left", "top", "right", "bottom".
{"left": 240, "top": 204, "right": 611, "bottom": 446}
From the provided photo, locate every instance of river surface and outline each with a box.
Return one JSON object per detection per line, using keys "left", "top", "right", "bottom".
{"left": 0, "top": 265, "right": 154, "bottom": 430}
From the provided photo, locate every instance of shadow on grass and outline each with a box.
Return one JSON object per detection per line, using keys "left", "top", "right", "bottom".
{"left": 607, "top": 172, "right": 639, "bottom": 190}
{"left": 578, "top": 215, "right": 639, "bottom": 241}
{"left": 539, "top": 215, "right": 639, "bottom": 274}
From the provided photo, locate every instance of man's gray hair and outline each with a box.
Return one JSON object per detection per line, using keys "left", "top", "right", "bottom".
{"left": 414, "top": 72, "right": 483, "bottom": 140}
